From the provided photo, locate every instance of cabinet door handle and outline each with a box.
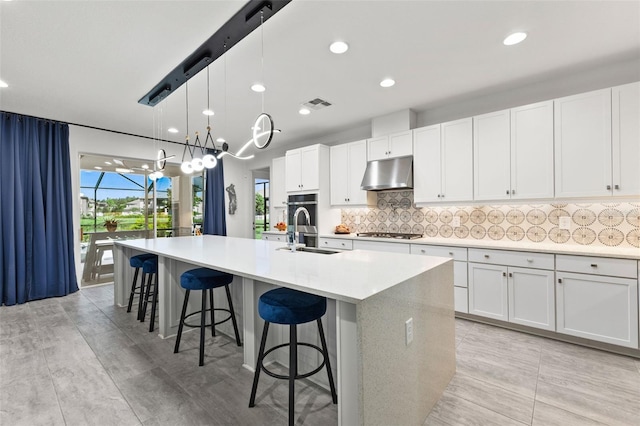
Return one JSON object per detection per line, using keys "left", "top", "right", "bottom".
{"left": 558, "top": 278, "right": 563, "bottom": 284}
{"left": 437, "top": 194, "right": 441, "bottom": 198}
{"left": 614, "top": 184, "right": 620, "bottom": 190}
{"left": 508, "top": 272, "right": 513, "bottom": 278}
{"left": 421, "top": 249, "right": 426, "bottom": 253}
{"left": 606, "top": 185, "right": 611, "bottom": 190}
{"left": 441, "top": 194, "right": 444, "bottom": 198}
{"left": 502, "top": 272, "right": 507, "bottom": 277}
{"left": 590, "top": 264, "right": 598, "bottom": 268}
{"left": 506, "top": 190, "right": 509, "bottom": 195}
{"left": 448, "top": 251, "right": 453, "bottom": 256}
{"left": 511, "top": 189, "right": 515, "bottom": 195}
{"left": 282, "top": 201, "right": 286, "bottom": 205}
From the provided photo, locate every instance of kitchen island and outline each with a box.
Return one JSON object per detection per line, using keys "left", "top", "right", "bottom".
{"left": 113, "top": 235, "right": 455, "bottom": 426}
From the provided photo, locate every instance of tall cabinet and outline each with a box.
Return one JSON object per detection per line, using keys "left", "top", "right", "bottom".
{"left": 413, "top": 118, "right": 473, "bottom": 203}
{"left": 473, "top": 101, "right": 554, "bottom": 201}
{"left": 554, "top": 88, "right": 612, "bottom": 198}
{"left": 330, "top": 140, "right": 373, "bottom": 206}
{"left": 612, "top": 81, "right": 640, "bottom": 196}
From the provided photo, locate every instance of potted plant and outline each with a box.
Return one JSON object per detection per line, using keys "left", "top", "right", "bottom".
{"left": 103, "top": 217, "right": 118, "bottom": 232}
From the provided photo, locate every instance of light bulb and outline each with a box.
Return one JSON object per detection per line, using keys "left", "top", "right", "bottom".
{"left": 503, "top": 32, "right": 527, "bottom": 46}
{"left": 203, "top": 154, "right": 217, "bottom": 169}
{"left": 202, "top": 109, "right": 215, "bottom": 116}
{"left": 154, "top": 171, "right": 164, "bottom": 179}
{"left": 251, "top": 83, "right": 266, "bottom": 93}
{"left": 191, "top": 158, "right": 205, "bottom": 172}
{"left": 181, "top": 161, "right": 194, "bottom": 174}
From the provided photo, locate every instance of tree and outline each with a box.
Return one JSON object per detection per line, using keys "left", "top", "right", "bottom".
{"left": 255, "top": 193, "right": 265, "bottom": 216}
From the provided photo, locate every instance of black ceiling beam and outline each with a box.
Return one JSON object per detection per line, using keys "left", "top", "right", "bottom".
{"left": 138, "top": 0, "right": 292, "bottom": 107}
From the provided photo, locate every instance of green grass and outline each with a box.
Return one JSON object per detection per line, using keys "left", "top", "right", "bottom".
{"left": 255, "top": 218, "right": 269, "bottom": 240}
{"left": 80, "top": 214, "right": 172, "bottom": 241}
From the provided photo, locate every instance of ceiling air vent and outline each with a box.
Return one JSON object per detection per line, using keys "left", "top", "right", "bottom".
{"left": 303, "top": 98, "right": 332, "bottom": 110}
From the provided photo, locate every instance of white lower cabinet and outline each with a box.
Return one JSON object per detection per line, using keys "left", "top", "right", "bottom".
{"left": 508, "top": 267, "right": 555, "bottom": 331}
{"left": 262, "top": 233, "right": 285, "bottom": 242}
{"left": 318, "top": 237, "right": 353, "bottom": 251}
{"left": 556, "top": 269, "right": 638, "bottom": 349}
{"left": 468, "top": 263, "right": 508, "bottom": 321}
{"left": 411, "top": 244, "right": 468, "bottom": 313}
{"left": 468, "top": 249, "right": 555, "bottom": 330}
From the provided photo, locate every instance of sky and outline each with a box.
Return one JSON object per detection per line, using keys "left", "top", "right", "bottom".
{"left": 80, "top": 170, "right": 170, "bottom": 200}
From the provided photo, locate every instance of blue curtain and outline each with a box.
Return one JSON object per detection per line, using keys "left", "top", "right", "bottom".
{"left": 202, "top": 150, "right": 226, "bottom": 236}
{"left": 0, "top": 112, "right": 78, "bottom": 306}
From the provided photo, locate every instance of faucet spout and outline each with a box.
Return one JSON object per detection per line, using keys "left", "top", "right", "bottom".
{"left": 288, "top": 206, "right": 311, "bottom": 252}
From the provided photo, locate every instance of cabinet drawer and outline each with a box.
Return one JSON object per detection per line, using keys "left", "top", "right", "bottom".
{"left": 556, "top": 255, "right": 637, "bottom": 279}
{"left": 454, "top": 287, "right": 468, "bottom": 313}
{"left": 469, "top": 248, "right": 554, "bottom": 270}
{"left": 353, "top": 240, "right": 411, "bottom": 254}
{"left": 410, "top": 244, "right": 468, "bottom": 261}
{"left": 319, "top": 238, "right": 353, "bottom": 250}
{"left": 262, "top": 234, "right": 285, "bottom": 242}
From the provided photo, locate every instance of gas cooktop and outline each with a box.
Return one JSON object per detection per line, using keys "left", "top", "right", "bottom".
{"left": 356, "top": 232, "right": 423, "bottom": 240}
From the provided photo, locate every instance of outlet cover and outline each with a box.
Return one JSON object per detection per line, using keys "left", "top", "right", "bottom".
{"left": 559, "top": 216, "right": 571, "bottom": 230}
{"left": 405, "top": 318, "right": 413, "bottom": 345}
{"left": 452, "top": 216, "right": 461, "bottom": 228}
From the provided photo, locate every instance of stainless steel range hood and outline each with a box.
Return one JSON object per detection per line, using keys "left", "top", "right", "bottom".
{"left": 360, "top": 156, "right": 413, "bottom": 191}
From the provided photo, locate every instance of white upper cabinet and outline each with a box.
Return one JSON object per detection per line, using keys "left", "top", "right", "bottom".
{"left": 474, "top": 110, "right": 511, "bottom": 200}
{"left": 330, "top": 140, "right": 372, "bottom": 206}
{"left": 270, "top": 157, "right": 287, "bottom": 208}
{"left": 367, "top": 130, "right": 413, "bottom": 161}
{"left": 413, "top": 118, "right": 473, "bottom": 203}
{"left": 554, "top": 88, "right": 612, "bottom": 198}
{"left": 510, "top": 101, "right": 554, "bottom": 199}
{"left": 285, "top": 145, "right": 322, "bottom": 192}
{"left": 612, "top": 81, "right": 640, "bottom": 196}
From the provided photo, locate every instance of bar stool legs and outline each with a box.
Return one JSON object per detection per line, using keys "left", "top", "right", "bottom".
{"left": 173, "top": 284, "right": 242, "bottom": 367}
{"left": 249, "top": 319, "right": 338, "bottom": 426}
{"left": 126, "top": 267, "right": 140, "bottom": 313}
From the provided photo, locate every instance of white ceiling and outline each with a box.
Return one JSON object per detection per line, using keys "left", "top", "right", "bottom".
{"left": 1, "top": 0, "right": 639, "bottom": 155}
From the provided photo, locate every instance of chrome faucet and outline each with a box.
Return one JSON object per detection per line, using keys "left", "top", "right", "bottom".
{"left": 288, "top": 206, "right": 310, "bottom": 252}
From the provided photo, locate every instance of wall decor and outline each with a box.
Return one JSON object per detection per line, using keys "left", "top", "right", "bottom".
{"left": 226, "top": 183, "right": 237, "bottom": 215}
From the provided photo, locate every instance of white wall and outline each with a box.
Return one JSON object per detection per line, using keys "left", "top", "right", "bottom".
{"left": 69, "top": 125, "right": 252, "bottom": 280}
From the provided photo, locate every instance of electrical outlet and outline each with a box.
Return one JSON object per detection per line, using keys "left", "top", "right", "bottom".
{"left": 405, "top": 318, "right": 413, "bottom": 345}
{"left": 559, "top": 216, "right": 571, "bottom": 230}
{"left": 452, "top": 216, "right": 461, "bottom": 228}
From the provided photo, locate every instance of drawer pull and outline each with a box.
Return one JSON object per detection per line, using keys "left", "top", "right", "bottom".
{"left": 502, "top": 272, "right": 507, "bottom": 277}
{"left": 526, "top": 258, "right": 533, "bottom": 262}
{"left": 558, "top": 278, "right": 562, "bottom": 284}
{"left": 421, "top": 249, "right": 426, "bottom": 253}
{"left": 341, "top": 243, "right": 345, "bottom": 246}
{"left": 508, "top": 272, "right": 512, "bottom": 278}
{"left": 590, "top": 264, "right": 598, "bottom": 268}
{"left": 614, "top": 184, "right": 620, "bottom": 190}
{"left": 484, "top": 254, "right": 490, "bottom": 259}
{"left": 449, "top": 252, "right": 453, "bottom": 256}
{"left": 606, "top": 185, "right": 611, "bottom": 190}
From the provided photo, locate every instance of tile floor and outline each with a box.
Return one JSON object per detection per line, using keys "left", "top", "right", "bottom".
{"left": 1, "top": 284, "right": 639, "bottom": 426}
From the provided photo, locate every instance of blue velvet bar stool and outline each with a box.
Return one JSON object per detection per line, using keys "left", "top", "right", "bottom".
{"left": 174, "top": 267, "right": 242, "bottom": 366}
{"left": 126, "top": 253, "right": 157, "bottom": 320}
{"left": 139, "top": 257, "right": 159, "bottom": 332}
{"left": 249, "top": 287, "right": 337, "bottom": 426}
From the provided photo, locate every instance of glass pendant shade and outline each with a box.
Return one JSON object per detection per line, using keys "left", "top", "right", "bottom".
{"left": 181, "top": 161, "right": 194, "bottom": 174}
{"left": 203, "top": 154, "right": 217, "bottom": 169}
{"left": 191, "top": 157, "right": 205, "bottom": 172}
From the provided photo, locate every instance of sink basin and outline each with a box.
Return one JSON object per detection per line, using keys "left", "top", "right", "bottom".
{"left": 277, "top": 246, "right": 340, "bottom": 255}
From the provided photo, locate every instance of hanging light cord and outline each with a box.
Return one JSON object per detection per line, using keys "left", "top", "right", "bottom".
{"left": 181, "top": 81, "right": 192, "bottom": 162}
{"left": 260, "top": 10, "right": 265, "bottom": 113}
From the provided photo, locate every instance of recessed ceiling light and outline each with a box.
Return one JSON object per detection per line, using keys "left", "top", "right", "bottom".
{"left": 0, "top": 80, "right": 8, "bottom": 88}
{"left": 251, "top": 83, "right": 266, "bottom": 93}
{"left": 202, "top": 109, "right": 215, "bottom": 116}
{"left": 299, "top": 107, "right": 311, "bottom": 115}
{"left": 141, "top": 164, "right": 149, "bottom": 169}
{"left": 94, "top": 166, "right": 102, "bottom": 170}
{"left": 115, "top": 168, "right": 133, "bottom": 173}
{"left": 503, "top": 32, "right": 527, "bottom": 46}
{"left": 168, "top": 127, "right": 179, "bottom": 133}
{"left": 104, "top": 161, "right": 112, "bottom": 165}
{"left": 216, "top": 137, "right": 226, "bottom": 143}
{"left": 329, "top": 41, "right": 349, "bottom": 54}
{"left": 380, "top": 78, "right": 395, "bottom": 88}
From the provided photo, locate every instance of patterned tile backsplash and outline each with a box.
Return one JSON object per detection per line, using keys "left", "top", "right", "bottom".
{"left": 340, "top": 191, "right": 640, "bottom": 248}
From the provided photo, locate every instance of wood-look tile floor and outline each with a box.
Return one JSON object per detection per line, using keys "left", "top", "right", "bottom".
{"left": 1, "top": 285, "right": 639, "bottom": 425}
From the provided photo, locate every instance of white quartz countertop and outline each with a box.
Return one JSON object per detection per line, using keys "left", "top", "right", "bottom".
{"left": 319, "top": 233, "right": 640, "bottom": 260}
{"left": 115, "top": 236, "right": 450, "bottom": 304}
